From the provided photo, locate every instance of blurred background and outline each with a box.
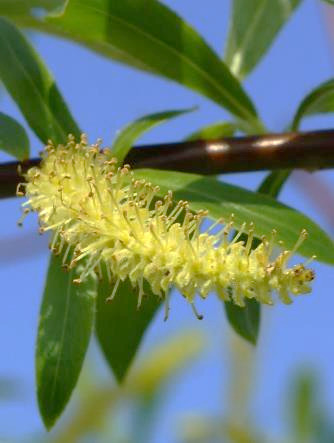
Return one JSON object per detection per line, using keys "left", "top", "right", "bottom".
{"left": 1, "top": 0, "right": 334, "bottom": 441}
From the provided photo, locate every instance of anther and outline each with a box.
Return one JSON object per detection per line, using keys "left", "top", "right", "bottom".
{"left": 190, "top": 302, "right": 204, "bottom": 320}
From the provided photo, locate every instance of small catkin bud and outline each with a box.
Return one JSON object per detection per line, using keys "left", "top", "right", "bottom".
{"left": 18, "top": 135, "right": 315, "bottom": 319}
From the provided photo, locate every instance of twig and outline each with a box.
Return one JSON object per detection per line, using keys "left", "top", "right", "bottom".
{"left": 1, "top": 128, "right": 334, "bottom": 199}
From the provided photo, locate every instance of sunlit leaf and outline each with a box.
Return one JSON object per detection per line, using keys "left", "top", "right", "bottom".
{"left": 36, "top": 255, "right": 97, "bottom": 429}
{"left": 0, "top": 112, "right": 29, "bottom": 160}
{"left": 225, "top": 0, "right": 302, "bottom": 78}
{"left": 113, "top": 107, "right": 195, "bottom": 163}
{"left": 8, "top": 0, "right": 261, "bottom": 127}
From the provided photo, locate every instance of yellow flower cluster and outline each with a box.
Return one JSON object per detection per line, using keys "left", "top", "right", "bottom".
{"left": 18, "top": 135, "right": 315, "bottom": 319}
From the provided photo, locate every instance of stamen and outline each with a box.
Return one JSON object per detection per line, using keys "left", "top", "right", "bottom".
{"left": 106, "top": 278, "right": 121, "bottom": 302}
{"left": 190, "top": 302, "right": 204, "bottom": 320}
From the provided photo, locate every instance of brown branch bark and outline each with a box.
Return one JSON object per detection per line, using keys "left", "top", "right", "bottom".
{"left": 1, "top": 128, "right": 334, "bottom": 199}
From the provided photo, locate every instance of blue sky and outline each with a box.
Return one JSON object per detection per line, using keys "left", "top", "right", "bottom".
{"left": 1, "top": 1, "right": 334, "bottom": 441}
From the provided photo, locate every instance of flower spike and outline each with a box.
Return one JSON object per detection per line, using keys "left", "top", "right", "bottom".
{"left": 18, "top": 135, "right": 315, "bottom": 317}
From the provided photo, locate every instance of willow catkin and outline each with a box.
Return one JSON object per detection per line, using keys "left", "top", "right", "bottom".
{"left": 18, "top": 135, "right": 315, "bottom": 319}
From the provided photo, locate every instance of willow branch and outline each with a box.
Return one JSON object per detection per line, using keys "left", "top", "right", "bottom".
{"left": 1, "top": 128, "right": 334, "bottom": 199}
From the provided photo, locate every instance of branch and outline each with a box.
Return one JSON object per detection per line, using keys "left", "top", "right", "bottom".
{"left": 1, "top": 128, "right": 334, "bottom": 198}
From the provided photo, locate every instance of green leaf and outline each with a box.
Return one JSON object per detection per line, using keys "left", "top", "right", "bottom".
{"left": 36, "top": 254, "right": 97, "bottom": 429}
{"left": 225, "top": 0, "right": 302, "bottom": 79}
{"left": 113, "top": 107, "right": 195, "bottom": 163}
{"left": 134, "top": 169, "right": 334, "bottom": 265}
{"left": 224, "top": 298, "right": 260, "bottom": 344}
{"left": 0, "top": 112, "right": 29, "bottom": 160}
{"left": 10, "top": 0, "right": 260, "bottom": 126}
{"left": 258, "top": 169, "right": 292, "bottom": 198}
{"left": 2, "top": 1, "right": 160, "bottom": 74}
{"left": 0, "top": 17, "right": 80, "bottom": 144}
{"left": 292, "top": 78, "right": 334, "bottom": 130}
{"left": 185, "top": 121, "right": 236, "bottom": 141}
{"left": 96, "top": 278, "right": 160, "bottom": 382}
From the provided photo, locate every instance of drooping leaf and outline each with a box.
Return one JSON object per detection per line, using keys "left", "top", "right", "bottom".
{"left": 0, "top": 17, "right": 79, "bottom": 144}
{"left": 224, "top": 298, "right": 260, "bottom": 345}
{"left": 134, "top": 169, "right": 334, "bottom": 265}
{"left": 36, "top": 254, "right": 97, "bottom": 429}
{"left": 0, "top": 112, "right": 29, "bottom": 160}
{"left": 225, "top": 0, "right": 302, "bottom": 79}
{"left": 96, "top": 278, "right": 160, "bottom": 382}
{"left": 9, "top": 0, "right": 261, "bottom": 127}
{"left": 112, "top": 107, "right": 195, "bottom": 163}
{"left": 292, "top": 78, "right": 334, "bottom": 130}
{"left": 185, "top": 121, "right": 236, "bottom": 141}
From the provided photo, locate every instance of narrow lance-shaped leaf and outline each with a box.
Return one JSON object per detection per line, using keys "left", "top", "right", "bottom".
{"left": 0, "top": 112, "right": 29, "bottom": 160}
{"left": 36, "top": 254, "right": 97, "bottom": 429}
{"left": 9, "top": 0, "right": 261, "bottom": 127}
{"left": 1, "top": 0, "right": 160, "bottom": 74}
{"left": 0, "top": 17, "right": 79, "bottom": 144}
{"left": 112, "top": 107, "right": 195, "bottom": 163}
{"left": 134, "top": 169, "right": 334, "bottom": 265}
{"left": 96, "top": 278, "right": 160, "bottom": 382}
{"left": 292, "top": 78, "right": 334, "bottom": 130}
{"left": 225, "top": 0, "right": 302, "bottom": 79}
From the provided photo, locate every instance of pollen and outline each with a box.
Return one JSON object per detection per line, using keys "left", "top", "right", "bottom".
{"left": 18, "top": 135, "right": 315, "bottom": 319}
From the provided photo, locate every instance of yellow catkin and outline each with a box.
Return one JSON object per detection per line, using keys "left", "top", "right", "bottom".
{"left": 18, "top": 135, "right": 315, "bottom": 319}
